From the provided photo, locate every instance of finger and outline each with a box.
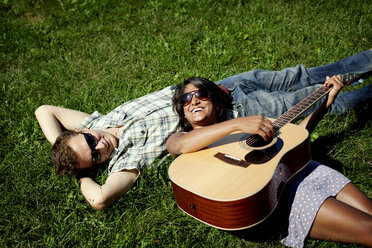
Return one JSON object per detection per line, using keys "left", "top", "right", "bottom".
{"left": 325, "top": 76, "right": 339, "bottom": 87}
{"left": 330, "top": 76, "right": 344, "bottom": 90}
{"left": 258, "top": 129, "right": 270, "bottom": 141}
{"left": 261, "top": 124, "right": 272, "bottom": 136}
{"left": 260, "top": 125, "right": 273, "bottom": 140}
{"left": 335, "top": 75, "right": 344, "bottom": 86}
{"left": 263, "top": 118, "right": 274, "bottom": 135}
{"left": 264, "top": 118, "right": 272, "bottom": 125}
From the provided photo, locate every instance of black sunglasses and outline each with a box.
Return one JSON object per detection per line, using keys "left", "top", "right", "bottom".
{"left": 82, "top": 133, "right": 101, "bottom": 166}
{"left": 180, "top": 89, "right": 209, "bottom": 106}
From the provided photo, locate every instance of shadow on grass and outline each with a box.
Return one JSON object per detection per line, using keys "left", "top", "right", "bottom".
{"left": 311, "top": 111, "right": 372, "bottom": 173}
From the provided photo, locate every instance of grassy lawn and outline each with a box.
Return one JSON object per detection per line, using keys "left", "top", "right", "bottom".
{"left": 1, "top": 0, "right": 371, "bottom": 247}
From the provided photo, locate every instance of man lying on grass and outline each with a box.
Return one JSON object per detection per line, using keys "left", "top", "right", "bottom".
{"left": 35, "top": 87, "right": 179, "bottom": 210}
{"left": 35, "top": 49, "right": 372, "bottom": 210}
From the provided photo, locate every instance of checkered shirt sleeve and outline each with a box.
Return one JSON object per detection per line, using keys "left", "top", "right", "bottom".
{"left": 80, "top": 86, "right": 180, "bottom": 174}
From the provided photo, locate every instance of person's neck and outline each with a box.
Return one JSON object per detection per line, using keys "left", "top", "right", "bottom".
{"left": 106, "top": 126, "right": 122, "bottom": 139}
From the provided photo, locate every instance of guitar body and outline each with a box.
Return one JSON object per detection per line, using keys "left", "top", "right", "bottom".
{"left": 168, "top": 121, "right": 311, "bottom": 230}
{"left": 168, "top": 74, "right": 363, "bottom": 230}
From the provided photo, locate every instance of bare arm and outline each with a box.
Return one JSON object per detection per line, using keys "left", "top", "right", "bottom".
{"left": 35, "top": 105, "right": 136, "bottom": 210}
{"left": 166, "top": 116, "right": 274, "bottom": 157}
{"left": 299, "top": 75, "right": 344, "bottom": 132}
{"left": 167, "top": 75, "right": 344, "bottom": 158}
{"left": 79, "top": 169, "right": 139, "bottom": 210}
{"left": 35, "top": 105, "right": 90, "bottom": 144}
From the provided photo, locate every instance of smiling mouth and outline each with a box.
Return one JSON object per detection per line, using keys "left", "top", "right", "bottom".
{"left": 103, "top": 137, "right": 110, "bottom": 151}
{"left": 192, "top": 108, "right": 203, "bottom": 113}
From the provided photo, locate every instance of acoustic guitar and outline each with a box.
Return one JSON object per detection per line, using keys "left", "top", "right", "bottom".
{"left": 168, "top": 73, "right": 363, "bottom": 230}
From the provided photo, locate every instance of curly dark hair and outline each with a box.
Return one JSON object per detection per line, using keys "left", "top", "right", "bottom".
{"left": 172, "top": 77, "right": 232, "bottom": 132}
{"left": 51, "top": 130, "right": 80, "bottom": 176}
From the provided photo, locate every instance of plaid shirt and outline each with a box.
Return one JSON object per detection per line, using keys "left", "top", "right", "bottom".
{"left": 80, "top": 86, "right": 179, "bottom": 174}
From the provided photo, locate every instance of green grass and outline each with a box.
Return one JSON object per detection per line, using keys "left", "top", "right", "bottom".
{"left": 1, "top": 0, "right": 371, "bottom": 247}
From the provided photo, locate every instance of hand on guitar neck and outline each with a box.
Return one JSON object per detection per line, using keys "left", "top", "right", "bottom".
{"left": 324, "top": 75, "right": 344, "bottom": 108}
{"left": 298, "top": 74, "right": 344, "bottom": 133}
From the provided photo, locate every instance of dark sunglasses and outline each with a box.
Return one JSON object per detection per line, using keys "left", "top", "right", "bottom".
{"left": 82, "top": 133, "right": 101, "bottom": 166}
{"left": 180, "top": 89, "right": 209, "bottom": 106}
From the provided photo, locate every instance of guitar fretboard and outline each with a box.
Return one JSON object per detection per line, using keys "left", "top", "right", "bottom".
{"left": 245, "top": 73, "right": 361, "bottom": 146}
{"left": 272, "top": 86, "right": 331, "bottom": 130}
{"left": 271, "top": 73, "right": 362, "bottom": 132}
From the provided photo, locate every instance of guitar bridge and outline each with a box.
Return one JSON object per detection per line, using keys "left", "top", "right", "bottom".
{"left": 214, "top": 152, "right": 250, "bottom": 168}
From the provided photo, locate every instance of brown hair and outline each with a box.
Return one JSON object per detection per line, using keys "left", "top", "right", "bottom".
{"left": 173, "top": 77, "right": 232, "bottom": 131}
{"left": 51, "top": 130, "right": 80, "bottom": 175}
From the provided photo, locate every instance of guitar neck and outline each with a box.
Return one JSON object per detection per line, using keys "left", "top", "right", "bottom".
{"left": 273, "top": 86, "right": 331, "bottom": 130}
{"left": 272, "top": 73, "right": 361, "bottom": 131}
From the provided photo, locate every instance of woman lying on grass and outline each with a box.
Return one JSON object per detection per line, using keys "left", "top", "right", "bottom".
{"left": 35, "top": 49, "right": 371, "bottom": 211}
{"left": 167, "top": 77, "right": 372, "bottom": 247}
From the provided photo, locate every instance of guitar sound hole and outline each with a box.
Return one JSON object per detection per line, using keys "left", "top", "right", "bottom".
{"left": 244, "top": 138, "right": 283, "bottom": 164}
{"left": 246, "top": 134, "right": 273, "bottom": 148}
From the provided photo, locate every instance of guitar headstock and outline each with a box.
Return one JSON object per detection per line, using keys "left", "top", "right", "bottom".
{"left": 341, "top": 73, "right": 363, "bottom": 86}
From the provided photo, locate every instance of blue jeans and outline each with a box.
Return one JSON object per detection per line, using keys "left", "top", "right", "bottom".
{"left": 217, "top": 50, "right": 372, "bottom": 118}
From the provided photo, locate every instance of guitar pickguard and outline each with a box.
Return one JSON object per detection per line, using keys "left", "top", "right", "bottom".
{"left": 244, "top": 138, "right": 284, "bottom": 164}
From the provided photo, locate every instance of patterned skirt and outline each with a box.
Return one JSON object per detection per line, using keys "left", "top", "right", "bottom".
{"left": 278, "top": 160, "right": 350, "bottom": 247}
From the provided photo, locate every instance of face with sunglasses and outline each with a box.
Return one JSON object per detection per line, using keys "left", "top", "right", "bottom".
{"left": 82, "top": 133, "right": 101, "bottom": 166}
{"left": 68, "top": 130, "right": 118, "bottom": 169}
{"left": 181, "top": 84, "right": 217, "bottom": 129}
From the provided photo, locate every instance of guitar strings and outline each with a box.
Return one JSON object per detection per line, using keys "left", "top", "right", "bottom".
{"left": 244, "top": 74, "right": 359, "bottom": 147}
{"left": 245, "top": 86, "right": 331, "bottom": 147}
